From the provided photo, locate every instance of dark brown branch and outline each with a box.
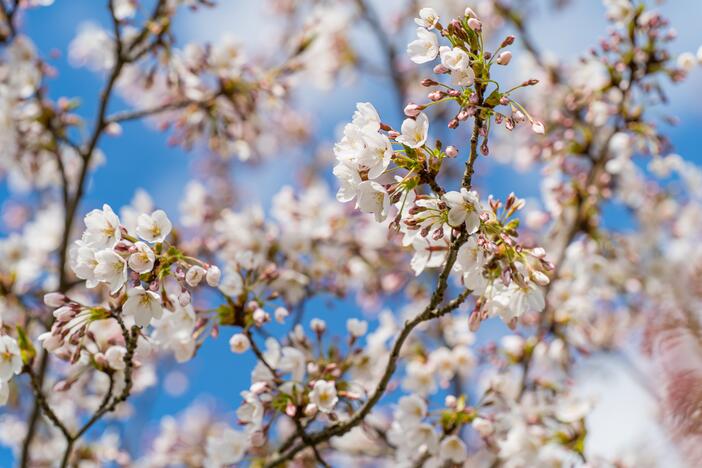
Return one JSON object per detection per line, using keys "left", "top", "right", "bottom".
{"left": 20, "top": 1, "right": 164, "bottom": 463}
{"left": 265, "top": 241, "right": 471, "bottom": 467}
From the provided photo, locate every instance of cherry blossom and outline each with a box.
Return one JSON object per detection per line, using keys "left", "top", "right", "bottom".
{"left": 123, "top": 286, "right": 163, "bottom": 327}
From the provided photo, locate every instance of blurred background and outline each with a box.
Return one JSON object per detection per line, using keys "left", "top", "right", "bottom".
{"left": 1, "top": 0, "right": 700, "bottom": 464}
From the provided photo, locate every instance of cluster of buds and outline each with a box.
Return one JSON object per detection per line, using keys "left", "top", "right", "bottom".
{"left": 36, "top": 205, "right": 221, "bottom": 365}
{"left": 406, "top": 7, "right": 544, "bottom": 146}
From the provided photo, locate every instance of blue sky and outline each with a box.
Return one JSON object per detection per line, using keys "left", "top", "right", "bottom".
{"left": 2, "top": 0, "right": 702, "bottom": 463}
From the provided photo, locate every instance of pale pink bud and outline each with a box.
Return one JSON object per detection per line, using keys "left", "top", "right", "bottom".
{"left": 428, "top": 91, "right": 444, "bottom": 101}
{"left": 205, "top": 265, "right": 221, "bottom": 287}
{"left": 253, "top": 308, "right": 269, "bottom": 325}
{"left": 445, "top": 395, "right": 457, "bottom": 408}
{"left": 464, "top": 7, "right": 477, "bottom": 18}
{"left": 44, "top": 292, "right": 67, "bottom": 307}
{"left": 310, "top": 318, "right": 326, "bottom": 334}
{"left": 404, "top": 103, "right": 422, "bottom": 117}
{"left": 531, "top": 270, "right": 550, "bottom": 286}
{"left": 496, "top": 51, "right": 512, "bottom": 65}
{"left": 285, "top": 402, "right": 297, "bottom": 417}
{"left": 275, "top": 306, "right": 289, "bottom": 323}
{"left": 467, "top": 18, "right": 482, "bottom": 31}
{"left": 105, "top": 122, "right": 122, "bottom": 136}
{"left": 445, "top": 146, "right": 458, "bottom": 158}
{"left": 185, "top": 265, "right": 206, "bottom": 287}
{"left": 53, "top": 306, "right": 75, "bottom": 322}
{"left": 229, "top": 333, "right": 250, "bottom": 353}
{"left": 531, "top": 121, "right": 545, "bottom": 134}
{"left": 531, "top": 247, "right": 546, "bottom": 258}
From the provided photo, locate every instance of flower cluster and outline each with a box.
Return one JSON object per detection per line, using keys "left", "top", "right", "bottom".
{"left": 1, "top": 1, "right": 702, "bottom": 467}
{"left": 39, "top": 204, "right": 220, "bottom": 366}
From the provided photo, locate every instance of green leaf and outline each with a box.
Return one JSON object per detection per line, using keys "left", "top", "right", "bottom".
{"left": 15, "top": 325, "right": 36, "bottom": 365}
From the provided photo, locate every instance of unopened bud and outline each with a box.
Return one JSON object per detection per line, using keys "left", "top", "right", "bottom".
{"left": 496, "top": 51, "right": 512, "bottom": 65}
{"left": 404, "top": 103, "right": 422, "bottom": 117}
{"left": 428, "top": 90, "right": 445, "bottom": 101}
{"left": 205, "top": 265, "right": 221, "bottom": 287}
{"left": 275, "top": 306, "right": 289, "bottom": 323}
{"left": 44, "top": 292, "right": 67, "bottom": 308}
{"left": 445, "top": 146, "right": 458, "bottom": 158}
{"left": 253, "top": 308, "right": 269, "bottom": 325}
{"left": 467, "top": 18, "right": 482, "bottom": 31}
{"left": 531, "top": 270, "right": 550, "bottom": 286}
{"left": 501, "top": 35, "right": 515, "bottom": 47}
{"left": 310, "top": 318, "right": 326, "bottom": 334}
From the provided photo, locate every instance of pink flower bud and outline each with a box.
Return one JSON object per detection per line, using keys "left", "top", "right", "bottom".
{"left": 275, "top": 306, "right": 289, "bottom": 323}
{"left": 53, "top": 306, "right": 75, "bottom": 323}
{"left": 105, "top": 122, "right": 122, "bottom": 136}
{"left": 205, "top": 265, "right": 221, "bottom": 287}
{"left": 310, "top": 318, "right": 326, "bottom": 334}
{"left": 496, "top": 51, "right": 512, "bottom": 65}
{"left": 445, "top": 146, "right": 458, "bottom": 158}
{"left": 531, "top": 271, "right": 550, "bottom": 286}
{"left": 467, "top": 18, "right": 482, "bottom": 31}
{"left": 531, "top": 247, "right": 546, "bottom": 258}
{"left": 531, "top": 121, "right": 545, "bottom": 134}
{"left": 44, "top": 292, "right": 66, "bottom": 308}
{"left": 501, "top": 35, "right": 515, "bottom": 47}
{"left": 253, "top": 308, "right": 269, "bottom": 325}
{"left": 185, "top": 265, "right": 206, "bottom": 287}
{"left": 464, "top": 7, "right": 477, "bottom": 18}
{"left": 428, "top": 90, "right": 445, "bottom": 101}
{"left": 404, "top": 103, "right": 422, "bottom": 117}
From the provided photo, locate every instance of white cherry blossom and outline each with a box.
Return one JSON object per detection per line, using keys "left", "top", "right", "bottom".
{"left": 414, "top": 8, "right": 439, "bottom": 30}
{"left": 309, "top": 380, "right": 338, "bottom": 413}
{"left": 408, "top": 28, "right": 439, "bottom": 64}
{"left": 0, "top": 336, "right": 22, "bottom": 382}
{"left": 443, "top": 188, "right": 482, "bottom": 232}
{"left": 123, "top": 286, "right": 163, "bottom": 327}
{"left": 82, "top": 204, "right": 121, "bottom": 249}
{"left": 396, "top": 112, "right": 429, "bottom": 148}
{"left": 128, "top": 241, "right": 155, "bottom": 274}
{"left": 136, "top": 209, "right": 172, "bottom": 243}
{"left": 93, "top": 249, "right": 127, "bottom": 293}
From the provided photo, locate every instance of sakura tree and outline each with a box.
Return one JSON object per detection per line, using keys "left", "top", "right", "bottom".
{"left": 0, "top": 0, "right": 701, "bottom": 466}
